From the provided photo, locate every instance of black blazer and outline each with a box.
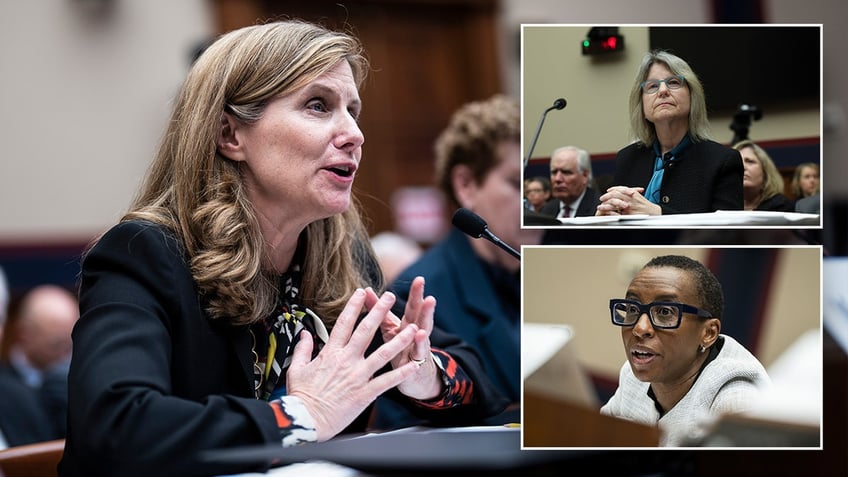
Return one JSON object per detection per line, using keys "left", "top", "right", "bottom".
{"left": 756, "top": 193, "right": 794, "bottom": 212}
{"left": 538, "top": 187, "right": 600, "bottom": 218}
{"left": 59, "top": 220, "right": 508, "bottom": 477}
{"left": 613, "top": 140, "right": 743, "bottom": 214}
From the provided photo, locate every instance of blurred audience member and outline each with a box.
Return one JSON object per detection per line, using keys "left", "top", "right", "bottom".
{"left": 0, "top": 359, "right": 55, "bottom": 449}
{"left": 795, "top": 193, "right": 821, "bottom": 215}
{"left": 791, "top": 162, "right": 820, "bottom": 200}
{"left": 791, "top": 162, "right": 820, "bottom": 214}
{"left": 376, "top": 95, "right": 542, "bottom": 429}
{"left": 733, "top": 140, "right": 793, "bottom": 212}
{"left": 3, "top": 285, "right": 78, "bottom": 384}
{"left": 1, "top": 284, "right": 79, "bottom": 439}
{"left": 0, "top": 266, "right": 7, "bottom": 345}
{"left": 0, "top": 269, "right": 57, "bottom": 449}
{"left": 524, "top": 176, "right": 552, "bottom": 213}
{"left": 370, "top": 231, "right": 423, "bottom": 285}
{"left": 539, "top": 146, "right": 599, "bottom": 218}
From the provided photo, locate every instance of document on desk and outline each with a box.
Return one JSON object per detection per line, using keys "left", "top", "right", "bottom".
{"left": 521, "top": 322, "right": 575, "bottom": 378}
{"left": 345, "top": 425, "right": 515, "bottom": 438}
{"left": 221, "top": 461, "right": 368, "bottom": 477}
{"left": 557, "top": 215, "right": 624, "bottom": 225}
{"left": 556, "top": 210, "right": 819, "bottom": 226}
{"left": 522, "top": 323, "right": 599, "bottom": 409}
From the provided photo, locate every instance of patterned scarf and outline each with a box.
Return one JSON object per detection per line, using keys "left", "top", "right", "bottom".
{"left": 251, "top": 244, "right": 329, "bottom": 401}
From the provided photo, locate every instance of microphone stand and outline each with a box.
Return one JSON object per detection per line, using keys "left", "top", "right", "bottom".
{"left": 523, "top": 98, "right": 566, "bottom": 170}
{"left": 451, "top": 208, "right": 521, "bottom": 261}
{"left": 481, "top": 229, "right": 521, "bottom": 261}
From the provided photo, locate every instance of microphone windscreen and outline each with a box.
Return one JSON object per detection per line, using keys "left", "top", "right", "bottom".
{"left": 451, "top": 208, "right": 487, "bottom": 239}
{"left": 553, "top": 98, "right": 567, "bottom": 110}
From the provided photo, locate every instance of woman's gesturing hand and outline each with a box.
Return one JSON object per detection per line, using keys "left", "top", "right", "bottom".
{"left": 366, "top": 276, "right": 442, "bottom": 401}
{"left": 285, "top": 288, "right": 421, "bottom": 442}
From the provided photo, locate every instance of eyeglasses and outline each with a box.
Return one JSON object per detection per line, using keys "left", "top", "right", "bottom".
{"left": 609, "top": 298, "right": 712, "bottom": 329}
{"left": 526, "top": 188, "right": 545, "bottom": 194}
{"left": 640, "top": 75, "right": 686, "bottom": 95}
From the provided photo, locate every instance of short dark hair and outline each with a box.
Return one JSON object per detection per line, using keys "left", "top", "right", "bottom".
{"left": 527, "top": 176, "right": 551, "bottom": 193}
{"left": 642, "top": 255, "right": 724, "bottom": 319}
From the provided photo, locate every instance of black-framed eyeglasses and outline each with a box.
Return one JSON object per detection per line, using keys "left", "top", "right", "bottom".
{"left": 609, "top": 298, "right": 713, "bottom": 330}
{"left": 640, "top": 75, "right": 686, "bottom": 95}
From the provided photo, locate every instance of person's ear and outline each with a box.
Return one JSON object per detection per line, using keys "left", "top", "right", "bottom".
{"left": 701, "top": 318, "right": 721, "bottom": 348}
{"left": 450, "top": 164, "right": 478, "bottom": 210}
{"left": 217, "top": 112, "right": 246, "bottom": 162}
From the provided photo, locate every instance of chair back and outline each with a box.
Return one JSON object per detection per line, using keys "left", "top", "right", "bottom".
{"left": 0, "top": 439, "right": 64, "bottom": 477}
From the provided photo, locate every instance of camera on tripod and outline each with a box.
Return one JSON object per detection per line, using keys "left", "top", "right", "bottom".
{"left": 730, "top": 103, "right": 763, "bottom": 144}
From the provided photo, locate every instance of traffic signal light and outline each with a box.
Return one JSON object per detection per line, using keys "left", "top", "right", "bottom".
{"left": 582, "top": 27, "right": 625, "bottom": 56}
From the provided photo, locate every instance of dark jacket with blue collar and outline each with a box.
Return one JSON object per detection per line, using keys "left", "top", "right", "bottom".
{"left": 613, "top": 139, "right": 744, "bottom": 214}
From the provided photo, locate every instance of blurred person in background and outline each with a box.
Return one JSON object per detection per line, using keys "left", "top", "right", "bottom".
{"left": 1, "top": 285, "right": 78, "bottom": 386}
{"left": 523, "top": 176, "right": 552, "bottom": 213}
{"left": 733, "top": 140, "right": 793, "bottom": 212}
{"left": 539, "top": 146, "right": 599, "bottom": 218}
{"left": 0, "top": 284, "right": 79, "bottom": 439}
{"left": 375, "top": 94, "right": 543, "bottom": 429}
{"left": 0, "top": 269, "right": 58, "bottom": 449}
{"left": 370, "top": 231, "right": 423, "bottom": 285}
{"left": 0, "top": 266, "right": 7, "bottom": 345}
{"left": 795, "top": 192, "right": 821, "bottom": 215}
{"left": 791, "top": 162, "right": 820, "bottom": 201}
{"left": 791, "top": 162, "right": 821, "bottom": 214}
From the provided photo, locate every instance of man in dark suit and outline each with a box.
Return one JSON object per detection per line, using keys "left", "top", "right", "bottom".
{"left": 2, "top": 285, "right": 78, "bottom": 440}
{"left": 538, "top": 146, "right": 600, "bottom": 218}
{"left": 0, "top": 367, "right": 55, "bottom": 448}
{"left": 0, "top": 267, "right": 55, "bottom": 449}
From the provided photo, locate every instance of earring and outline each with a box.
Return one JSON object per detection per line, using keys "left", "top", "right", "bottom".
{"left": 699, "top": 344, "right": 706, "bottom": 353}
